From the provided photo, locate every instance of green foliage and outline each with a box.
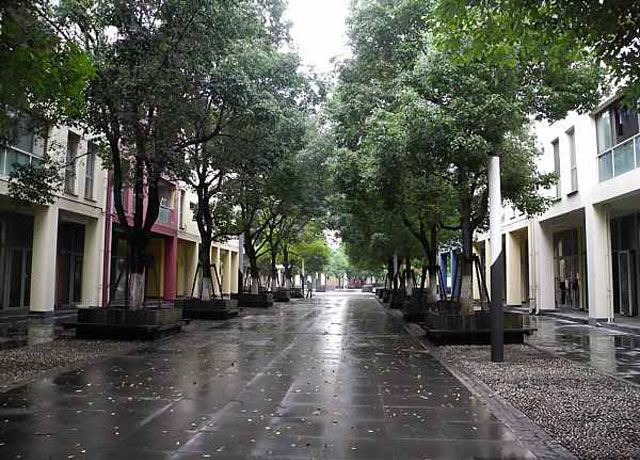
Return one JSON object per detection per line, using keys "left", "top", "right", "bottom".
{"left": 0, "top": 0, "right": 93, "bottom": 132}
{"left": 433, "top": 0, "right": 622, "bottom": 105}
{"left": 325, "top": 246, "right": 349, "bottom": 279}
{"left": 8, "top": 157, "right": 64, "bottom": 206}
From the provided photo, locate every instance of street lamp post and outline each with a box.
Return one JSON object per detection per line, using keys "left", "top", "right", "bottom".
{"left": 488, "top": 154, "right": 504, "bottom": 362}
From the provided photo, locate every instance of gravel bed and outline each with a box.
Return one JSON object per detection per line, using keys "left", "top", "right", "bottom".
{"left": 440, "top": 344, "right": 640, "bottom": 460}
{"left": 0, "top": 333, "right": 144, "bottom": 392}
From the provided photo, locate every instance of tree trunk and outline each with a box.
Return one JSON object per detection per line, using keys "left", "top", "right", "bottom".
{"left": 270, "top": 249, "right": 278, "bottom": 290}
{"left": 459, "top": 197, "right": 475, "bottom": 314}
{"left": 127, "top": 229, "right": 148, "bottom": 310}
{"left": 244, "top": 231, "right": 260, "bottom": 295}
{"left": 199, "top": 237, "right": 214, "bottom": 300}
{"left": 282, "top": 246, "right": 291, "bottom": 289}
{"left": 405, "top": 258, "right": 413, "bottom": 296}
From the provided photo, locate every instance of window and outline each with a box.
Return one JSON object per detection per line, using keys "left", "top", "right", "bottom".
{"left": 596, "top": 100, "right": 640, "bottom": 182}
{"left": 64, "top": 132, "right": 80, "bottom": 194}
{"left": 158, "top": 183, "right": 173, "bottom": 224}
{"left": 179, "top": 190, "right": 186, "bottom": 228}
{"left": 567, "top": 128, "right": 578, "bottom": 193}
{"left": 552, "top": 139, "right": 561, "bottom": 199}
{"left": 1, "top": 116, "right": 43, "bottom": 175}
{"left": 84, "top": 142, "right": 96, "bottom": 200}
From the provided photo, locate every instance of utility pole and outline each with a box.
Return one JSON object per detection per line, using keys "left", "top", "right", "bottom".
{"left": 488, "top": 154, "right": 504, "bottom": 362}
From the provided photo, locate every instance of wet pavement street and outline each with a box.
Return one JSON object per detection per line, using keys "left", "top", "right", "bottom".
{"left": 526, "top": 315, "right": 640, "bottom": 385}
{"left": 0, "top": 292, "right": 536, "bottom": 460}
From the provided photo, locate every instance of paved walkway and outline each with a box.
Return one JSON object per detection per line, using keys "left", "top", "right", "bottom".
{"left": 526, "top": 315, "right": 640, "bottom": 385}
{"left": 0, "top": 292, "right": 537, "bottom": 459}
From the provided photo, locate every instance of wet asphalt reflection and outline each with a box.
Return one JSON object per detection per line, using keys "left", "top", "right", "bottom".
{"left": 0, "top": 292, "right": 535, "bottom": 459}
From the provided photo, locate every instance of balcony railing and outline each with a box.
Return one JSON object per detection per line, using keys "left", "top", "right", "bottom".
{"left": 0, "top": 145, "right": 43, "bottom": 175}
{"left": 598, "top": 133, "right": 640, "bottom": 182}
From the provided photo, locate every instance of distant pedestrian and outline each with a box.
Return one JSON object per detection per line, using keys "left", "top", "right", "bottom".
{"left": 306, "top": 280, "right": 313, "bottom": 298}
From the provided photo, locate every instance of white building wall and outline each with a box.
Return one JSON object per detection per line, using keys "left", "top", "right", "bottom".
{"left": 477, "top": 98, "right": 640, "bottom": 322}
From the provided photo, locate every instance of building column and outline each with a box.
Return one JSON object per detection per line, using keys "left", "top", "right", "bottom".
{"left": 223, "top": 250, "right": 232, "bottom": 294}
{"left": 230, "top": 251, "right": 239, "bottom": 294}
{"left": 585, "top": 204, "right": 612, "bottom": 322}
{"left": 212, "top": 246, "right": 221, "bottom": 295}
{"left": 188, "top": 241, "right": 199, "bottom": 297}
{"left": 30, "top": 205, "right": 59, "bottom": 315}
{"left": 81, "top": 216, "right": 105, "bottom": 308}
{"left": 534, "top": 221, "right": 555, "bottom": 312}
{"left": 163, "top": 236, "right": 177, "bottom": 301}
{"left": 527, "top": 222, "right": 537, "bottom": 311}
{"left": 506, "top": 231, "right": 523, "bottom": 306}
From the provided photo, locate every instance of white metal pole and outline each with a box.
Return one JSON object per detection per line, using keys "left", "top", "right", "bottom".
{"left": 489, "top": 155, "right": 504, "bottom": 362}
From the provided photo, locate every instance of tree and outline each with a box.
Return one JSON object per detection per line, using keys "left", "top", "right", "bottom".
{"left": 60, "top": 0, "right": 265, "bottom": 308}
{"left": 328, "top": 0, "right": 436, "bottom": 294}
{"left": 172, "top": 1, "right": 291, "bottom": 300}
{"left": 325, "top": 246, "right": 349, "bottom": 285}
{"left": 222, "top": 65, "right": 311, "bottom": 294}
{"left": 0, "top": 0, "right": 92, "bottom": 133}
{"left": 434, "top": 0, "right": 640, "bottom": 100}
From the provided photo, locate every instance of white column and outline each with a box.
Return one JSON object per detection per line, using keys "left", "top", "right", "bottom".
{"left": 534, "top": 221, "right": 555, "bottom": 312}
{"left": 30, "top": 205, "right": 59, "bottom": 314}
{"left": 213, "top": 246, "right": 221, "bottom": 295}
{"left": 484, "top": 240, "right": 492, "bottom": 294}
{"left": 188, "top": 241, "right": 199, "bottom": 297}
{"left": 81, "top": 216, "right": 105, "bottom": 307}
{"left": 585, "top": 204, "right": 612, "bottom": 321}
{"left": 506, "top": 231, "right": 522, "bottom": 306}
{"left": 230, "top": 251, "right": 239, "bottom": 294}
{"left": 527, "top": 221, "right": 537, "bottom": 311}
{"left": 223, "top": 249, "right": 231, "bottom": 294}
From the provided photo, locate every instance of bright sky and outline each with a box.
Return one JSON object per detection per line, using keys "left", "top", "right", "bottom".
{"left": 285, "top": 0, "right": 352, "bottom": 74}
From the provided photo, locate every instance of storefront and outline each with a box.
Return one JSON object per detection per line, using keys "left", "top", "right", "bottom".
{"left": 611, "top": 213, "right": 640, "bottom": 317}
{"left": 0, "top": 213, "right": 33, "bottom": 310}
{"left": 55, "top": 222, "right": 85, "bottom": 308}
{"left": 553, "top": 228, "right": 588, "bottom": 311}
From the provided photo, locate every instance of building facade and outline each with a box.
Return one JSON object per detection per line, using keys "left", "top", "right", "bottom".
{"left": 0, "top": 122, "right": 239, "bottom": 318}
{"left": 474, "top": 95, "right": 640, "bottom": 323}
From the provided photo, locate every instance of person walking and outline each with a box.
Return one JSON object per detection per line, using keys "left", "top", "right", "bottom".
{"left": 306, "top": 279, "right": 313, "bottom": 299}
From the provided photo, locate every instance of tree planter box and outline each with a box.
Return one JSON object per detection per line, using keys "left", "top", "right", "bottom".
{"left": 290, "top": 287, "right": 304, "bottom": 299}
{"left": 176, "top": 298, "right": 238, "bottom": 320}
{"left": 72, "top": 306, "right": 183, "bottom": 340}
{"left": 382, "top": 289, "right": 391, "bottom": 303}
{"left": 376, "top": 288, "right": 385, "bottom": 299}
{"left": 272, "top": 288, "right": 290, "bottom": 303}
{"left": 389, "top": 291, "right": 406, "bottom": 309}
{"left": 315, "top": 285, "right": 326, "bottom": 293}
{"left": 423, "top": 310, "right": 536, "bottom": 346}
{"left": 402, "top": 295, "right": 434, "bottom": 323}
{"left": 362, "top": 285, "right": 373, "bottom": 293}
{"left": 233, "top": 292, "right": 274, "bottom": 308}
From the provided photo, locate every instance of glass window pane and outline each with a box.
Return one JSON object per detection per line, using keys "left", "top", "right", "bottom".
{"left": 599, "top": 152, "right": 613, "bottom": 181}
{"left": 12, "top": 117, "right": 35, "bottom": 153}
{"left": 614, "top": 139, "right": 634, "bottom": 176}
{"left": 597, "top": 111, "right": 613, "bottom": 153}
{"left": 636, "top": 136, "right": 640, "bottom": 170}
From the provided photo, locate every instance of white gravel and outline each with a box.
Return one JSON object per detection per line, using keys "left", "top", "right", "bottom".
{"left": 440, "top": 344, "right": 640, "bottom": 460}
